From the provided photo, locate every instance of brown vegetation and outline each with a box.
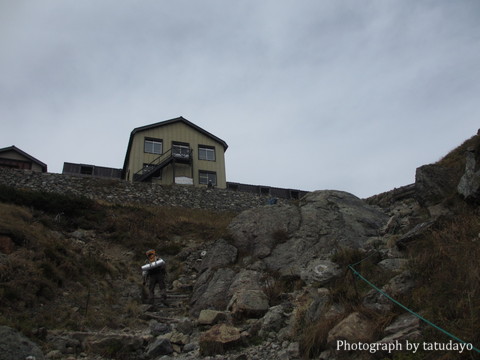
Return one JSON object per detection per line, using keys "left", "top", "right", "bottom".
{"left": 0, "top": 185, "right": 235, "bottom": 337}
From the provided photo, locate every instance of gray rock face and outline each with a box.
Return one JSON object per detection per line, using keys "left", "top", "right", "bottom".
{"left": 228, "top": 204, "right": 301, "bottom": 258}
{"left": 458, "top": 149, "right": 480, "bottom": 202}
{"left": 190, "top": 268, "right": 236, "bottom": 316}
{"left": 192, "top": 190, "right": 388, "bottom": 318}
{"left": 199, "top": 238, "right": 238, "bottom": 273}
{"left": 0, "top": 326, "right": 45, "bottom": 360}
{"left": 263, "top": 190, "right": 388, "bottom": 277}
{"left": 415, "top": 164, "right": 457, "bottom": 206}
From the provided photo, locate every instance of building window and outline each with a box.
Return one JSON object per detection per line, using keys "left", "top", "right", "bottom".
{"left": 172, "top": 142, "right": 191, "bottom": 158}
{"left": 198, "top": 145, "right": 216, "bottom": 161}
{"left": 144, "top": 138, "right": 163, "bottom": 154}
{"left": 80, "top": 165, "right": 93, "bottom": 175}
{"left": 199, "top": 170, "right": 217, "bottom": 186}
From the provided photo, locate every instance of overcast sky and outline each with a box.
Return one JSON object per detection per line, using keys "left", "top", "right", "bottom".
{"left": 1, "top": 1, "right": 479, "bottom": 198}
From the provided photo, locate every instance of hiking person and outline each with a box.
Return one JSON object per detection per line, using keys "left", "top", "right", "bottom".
{"left": 142, "top": 249, "right": 167, "bottom": 305}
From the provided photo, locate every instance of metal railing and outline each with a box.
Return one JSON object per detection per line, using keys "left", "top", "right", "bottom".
{"left": 133, "top": 147, "right": 192, "bottom": 181}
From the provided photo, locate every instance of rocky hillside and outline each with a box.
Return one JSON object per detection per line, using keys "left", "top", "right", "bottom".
{"left": 1, "top": 132, "right": 480, "bottom": 360}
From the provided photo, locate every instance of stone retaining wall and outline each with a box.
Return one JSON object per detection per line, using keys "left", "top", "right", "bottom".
{"left": 0, "top": 168, "right": 285, "bottom": 212}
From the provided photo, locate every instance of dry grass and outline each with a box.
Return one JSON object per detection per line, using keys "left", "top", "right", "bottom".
{"left": 407, "top": 212, "right": 480, "bottom": 359}
{"left": 0, "top": 186, "right": 236, "bottom": 336}
{"left": 437, "top": 134, "right": 480, "bottom": 168}
{"left": 262, "top": 272, "right": 303, "bottom": 306}
{"left": 103, "top": 204, "right": 236, "bottom": 259}
{"left": 298, "top": 312, "right": 344, "bottom": 358}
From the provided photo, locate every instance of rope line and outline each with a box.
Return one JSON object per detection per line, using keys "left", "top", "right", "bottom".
{"left": 348, "top": 261, "right": 480, "bottom": 354}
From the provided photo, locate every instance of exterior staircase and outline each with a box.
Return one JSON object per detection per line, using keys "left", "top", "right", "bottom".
{"left": 133, "top": 148, "right": 193, "bottom": 182}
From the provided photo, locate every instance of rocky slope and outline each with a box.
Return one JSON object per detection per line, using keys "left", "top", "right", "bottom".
{"left": 1, "top": 132, "right": 480, "bottom": 360}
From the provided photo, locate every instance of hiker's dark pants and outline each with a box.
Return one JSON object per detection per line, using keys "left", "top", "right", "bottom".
{"left": 148, "top": 272, "right": 166, "bottom": 302}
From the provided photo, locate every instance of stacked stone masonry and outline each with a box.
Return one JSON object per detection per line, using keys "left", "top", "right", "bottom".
{"left": 0, "top": 168, "right": 286, "bottom": 212}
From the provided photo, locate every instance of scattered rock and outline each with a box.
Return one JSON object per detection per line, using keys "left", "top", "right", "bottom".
{"left": 381, "top": 313, "right": 421, "bottom": 342}
{"left": 258, "top": 305, "right": 286, "bottom": 337}
{"left": 175, "top": 317, "right": 195, "bottom": 335}
{"left": 0, "top": 325, "right": 45, "bottom": 360}
{"left": 146, "top": 337, "right": 173, "bottom": 358}
{"left": 228, "top": 290, "right": 270, "bottom": 319}
{"left": 377, "top": 258, "right": 408, "bottom": 272}
{"left": 396, "top": 220, "right": 436, "bottom": 250}
{"left": 85, "top": 334, "right": 143, "bottom": 357}
{"left": 327, "top": 312, "right": 374, "bottom": 345}
{"left": 198, "top": 309, "right": 230, "bottom": 326}
{"left": 150, "top": 321, "right": 172, "bottom": 336}
{"left": 199, "top": 323, "right": 243, "bottom": 356}
{"left": 304, "top": 288, "right": 331, "bottom": 323}
{"left": 166, "top": 330, "right": 190, "bottom": 346}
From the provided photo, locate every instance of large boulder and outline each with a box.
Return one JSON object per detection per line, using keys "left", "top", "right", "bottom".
{"left": 228, "top": 204, "right": 301, "bottom": 258}
{"left": 228, "top": 269, "right": 264, "bottom": 297}
{"left": 0, "top": 326, "right": 45, "bottom": 360}
{"left": 227, "top": 289, "right": 269, "bottom": 319}
{"left": 190, "top": 267, "right": 236, "bottom": 316}
{"left": 199, "top": 324, "right": 243, "bottom": 356}
{"left": 193, "top": 190, "right": 389, "bottom": 327}
{"left": 263, "top": 190, "right": 388, "bottom": 277}
{"left": 415, "top": 164, "right": 457, "bottom": 206}
{"left": 198, "top": 238, "right": 237, "bottom": 273}
{"left": 327, "top": 312, "right": 374, "bottom": 345}
{"left": 457, "top": 148, "right": 480, "bottom": 202}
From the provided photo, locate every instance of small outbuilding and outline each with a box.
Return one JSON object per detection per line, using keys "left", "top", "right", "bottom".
{"left": 0, "top": 145, "right": 47, "bottom": 172}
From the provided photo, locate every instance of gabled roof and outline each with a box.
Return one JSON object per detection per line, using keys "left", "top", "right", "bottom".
{"left": 122, "top": 116, "right": 228, "bottom": 175}
{"left": 0, "top": 145, "right": 47, "bottom": 172}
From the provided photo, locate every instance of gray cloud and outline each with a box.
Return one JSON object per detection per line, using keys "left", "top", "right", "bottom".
{"left": 1, "top": 0, "right": 479, "bottom": 197}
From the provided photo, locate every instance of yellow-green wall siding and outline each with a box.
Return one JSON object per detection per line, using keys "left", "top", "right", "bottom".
{"left": 126, "top": 122, "right": 227, "bottom": 188}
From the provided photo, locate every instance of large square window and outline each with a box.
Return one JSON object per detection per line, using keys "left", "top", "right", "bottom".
{"left": 199, "top": 170, "right": 217, "bottom": 186}
{"left": 199, "top": 145, "right": 216, "bottom": 161}
{"left": 172, "top": 142, "right": 191, "bottom": 158}
{"left": 144, "top": 138, "right": 163, "bottom": 154}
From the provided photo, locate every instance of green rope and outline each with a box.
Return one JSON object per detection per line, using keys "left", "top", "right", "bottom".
{"left": 348, "top": 262, "right": 480, "bottom": 354}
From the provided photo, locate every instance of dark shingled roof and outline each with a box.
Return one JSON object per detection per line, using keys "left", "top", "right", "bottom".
{"left": 0, "top": 145, "right": 48, "bottom": 172}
